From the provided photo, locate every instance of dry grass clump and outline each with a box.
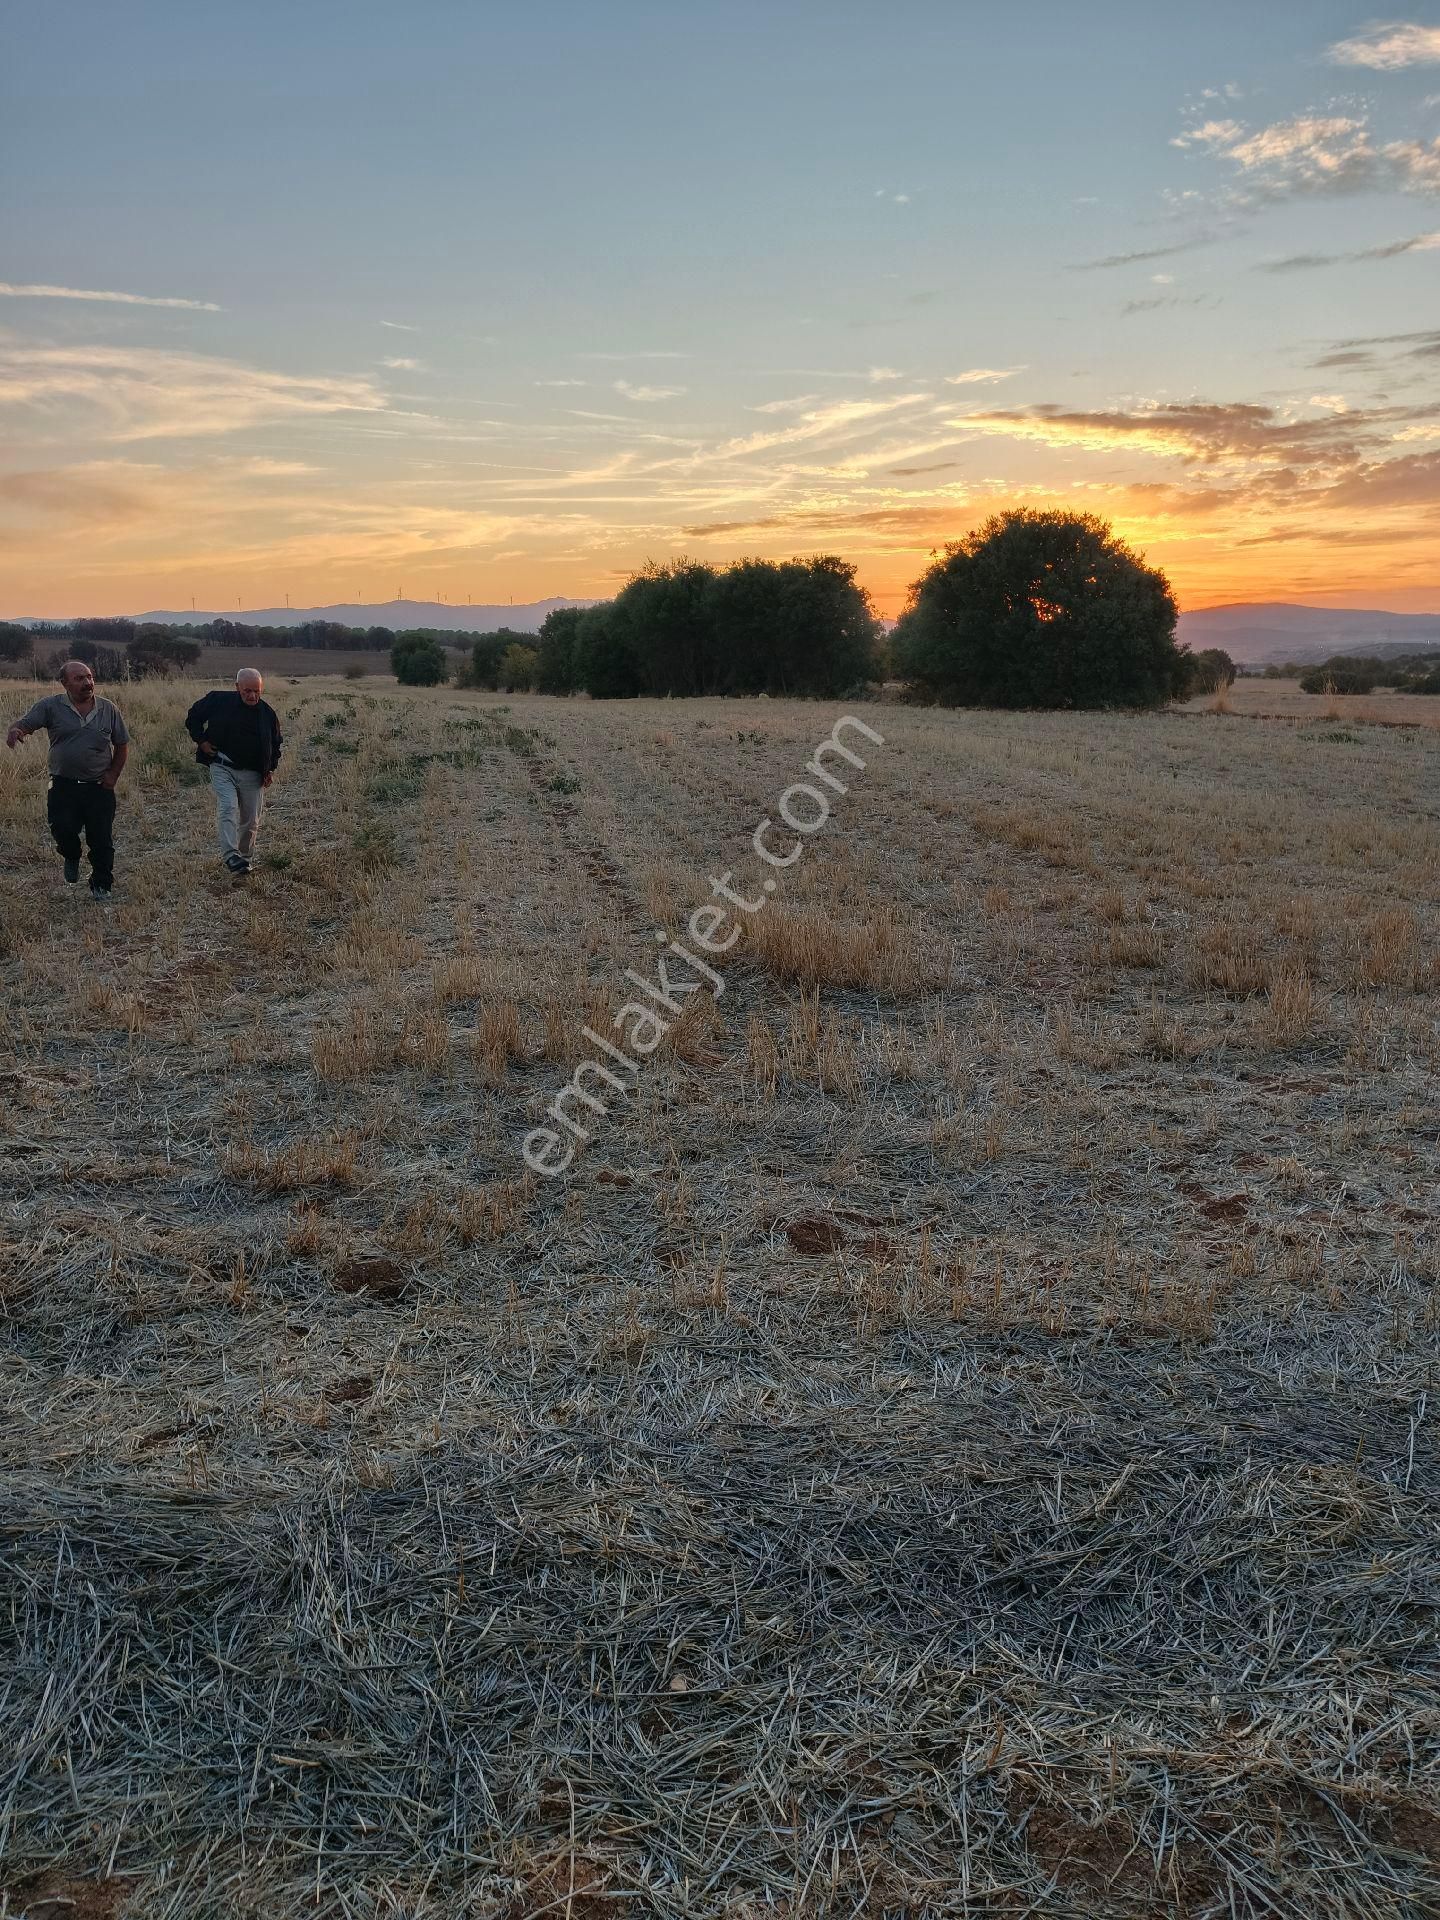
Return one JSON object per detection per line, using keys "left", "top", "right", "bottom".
{"left": 225, "top": 1130, "right": 360, "bottom": 1192}
{"left": 973, "top": 802, "right": 1097, "bottom": 873}
{"left": 473, "top": 998, "right": 527, "bottom": 1078}
{"left": 1257, "top": 962, "right": 1323, "bottom": 1050}
{"left": 1188, "top": 917, "right": 1271, "bottom": 998}
{"left": 743, "top": 902, "right": 940, "bottom": 994}
{"left": 1104, "top": 918, "right": 1166, "bottom": 969}
{"left": 1346, "top": 905, "right": 1430, "bottom": 991}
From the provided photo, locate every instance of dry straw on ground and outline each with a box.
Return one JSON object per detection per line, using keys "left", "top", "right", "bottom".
{"left": 1, "top": 677, "right": 1437, "bottom": 1917}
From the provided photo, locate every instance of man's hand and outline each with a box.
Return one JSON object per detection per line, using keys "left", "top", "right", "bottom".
{"left": 99, "top": 770, "right": 119, "bottom": 790}
{"left": 5, "top": 724, "right": 27, "bottom": 750}
{"left": 262, "top": 772, "right": 273, "bottom": 789}
{"left": 199, "top": 740, "right": 217, "bottom": 759}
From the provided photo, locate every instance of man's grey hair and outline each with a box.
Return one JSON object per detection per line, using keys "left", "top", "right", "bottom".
{"left": 236, "top": 668, "right": 263, "bottom": 686}
{"left": 59, "top": 659, "right": 93, "bottom": 682}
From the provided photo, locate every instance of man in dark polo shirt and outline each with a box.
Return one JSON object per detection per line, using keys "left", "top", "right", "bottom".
{"left": 6, "top": 659, "right": 130, "bottom": 900}
{"left": 184, "top": 667, "right": 283, "bottom": 876}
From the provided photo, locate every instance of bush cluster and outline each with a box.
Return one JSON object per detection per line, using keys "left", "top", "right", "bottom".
{"left": 1298, "top": 652, "right": 1440, "bottom": 695}
{"left": 390, "top": 635, "right": 449, "bottom": 686}
{"left": 529, "top": 556, "right": 881, "bottom": 701}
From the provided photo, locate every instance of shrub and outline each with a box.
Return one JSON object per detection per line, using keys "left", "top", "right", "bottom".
{"left": 344, "top": 663, "right": 367, "bottom": 680}
{"left": 457, "top": 629, "right": 529, "bottom": 689}
{"left": 44, "top": 641, "right": 126, "bottom": 682}
{"left": 534, "top": 607, "right": 585, "bottom": 693}
{"left": 1187, "top": 648, "right": 1236, "bottom": 695}
{"left": 891, "top": 509, "right": 1185, "bottom": 709}
{"left": 576, "top": 604, "right": 642, "bottom": 699}
{"left": 391, "top": 636, "right": 449, "bottom": 686}
{"left": 127, "top": 634, "right": 201, "bottom": 679}
{"left": 498, "top": 643, "right": 539, "bottom": 691}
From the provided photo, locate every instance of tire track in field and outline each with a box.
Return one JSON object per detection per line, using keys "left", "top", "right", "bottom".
{"left": 482, "top": 713, "right": 645, "bottom": 920}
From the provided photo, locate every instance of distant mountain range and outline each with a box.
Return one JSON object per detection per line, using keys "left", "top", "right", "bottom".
{"left": 129, "top": 597, "right": 598, "bottom": 636}
{"left": 1178, "top": 603, "right": 1440, "bottom": 665}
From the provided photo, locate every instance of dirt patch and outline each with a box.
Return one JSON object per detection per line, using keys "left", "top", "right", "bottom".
{"left": 786, "top": 1217, "right": 847, "bottom": 1254}
{"left": 1387, "top": 1796, "right": 1440, "bottom": 1863}
{"left": 504, "top": 1849, "right": 623, "bottom": 1920}
{"left": 855, "top": 1234, "right": 897, "bottom": 1258}
{"left": 330, "top": 1257, "right": 414, "bottom": 1299}
{"left": 7, "top": 1877, "right": 133, "bottom": 1920}
{"left": 134, "top": 1421, "right": 213, "bottom": 1454}
{"left": 325, "top": 1374, "right": 375, "bottom": 1404}
{"left": 1178, "top": 1181, "right": 1250, "bottom": 1221}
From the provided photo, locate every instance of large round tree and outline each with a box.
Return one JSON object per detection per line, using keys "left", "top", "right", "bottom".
{"left": 892, "top": 509, "right": 1187, "bottom": 709}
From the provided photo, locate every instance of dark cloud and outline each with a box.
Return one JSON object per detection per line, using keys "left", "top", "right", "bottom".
{"left": 1330, "top": 328, "right": 1440, "bottom": 351}
{"left": 1069, "top": 233, "right": 1217, "bottom": 271}
{"left": 1316, "top": 448, "right": 1440, "bottom": 510}
{"left": 889, "top": 461, "right": 960, "bottom": 476}
{"left": 1261, "top": 234, "right": 1440, "bottom": 272}
{"left": 1120, "top": 295, "right": 1214, "bottom": 315}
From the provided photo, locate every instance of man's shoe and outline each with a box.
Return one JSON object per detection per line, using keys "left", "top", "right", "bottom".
{"left": 90, "top": 883, "right": 112, "bottom": 902}
{"left": 63, "top": 857, "right": 80, "bottom": 884}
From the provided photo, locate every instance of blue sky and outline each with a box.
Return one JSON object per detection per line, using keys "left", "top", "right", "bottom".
{"left": 3, "top": 2, "right": 1439, "bottom": 614}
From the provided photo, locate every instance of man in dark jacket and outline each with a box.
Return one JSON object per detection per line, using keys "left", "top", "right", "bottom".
{"left": 184, "top": 668, "right": 283, "bottom": 876}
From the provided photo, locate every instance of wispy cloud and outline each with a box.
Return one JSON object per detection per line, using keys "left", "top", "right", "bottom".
{"left": 1259, "top": 230, "right": 1440, "bottom": 270}
{"left": 944, "top": 367, "right": 1024, "bottom": 385}
{"left": 1328, "top": 23, "right": 1440, "bottom": 68}
{"left": 613, "top": 379, "right": 686, "bottom": 402}
{"left": 535, "top": 378, "right": 586, "bottom": 388}
{"left": 579, "top": 350, "right": 689, "bottom": 362}
{"left": 380, "top": 320, "right": 419, "bottom": 332}
{"left": 715, "top": 392, "right": 933, "bottom": 461}
{"left": 946, "top": 398, "right": 1422, "bottom": 469}
{"left": 1120, "top": 294, "right": 1213, "bottom": 314}
{"left": 0, "top": 281, "right": 220, "bottom": 311}
{"left": 747, "top": 393, "right": 823, "bottom": 414}
{"left": 1069, "top": 234, "right": 1217, "bottom": 270}
{"left": 381, "top": 355, "right": 425, "bottom": 371}
{"left": 866, "top": 366, "right": 905, "bottom": 382}
{"left": 0, "top": 344, "right": 391, "bottom": 442}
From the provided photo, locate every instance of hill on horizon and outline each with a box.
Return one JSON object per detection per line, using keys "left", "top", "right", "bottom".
{"left": 6, "top": 597, "right": 599, "bottom": 636}
{"left": 1178, "top": 602, "right": 1440, "bottom": 665}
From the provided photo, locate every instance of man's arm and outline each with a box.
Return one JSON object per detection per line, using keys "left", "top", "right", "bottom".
{"left": 265, "top": 705, "right": 283, "bottom": 785}
{"left": 100, "top": 741, "right": 128, "bottom": 789}
{"left": 184, "top": 693, "right": 213, "bottom": 747}
{"left": 6, "top": 700, "right": 49, "bottom": 750}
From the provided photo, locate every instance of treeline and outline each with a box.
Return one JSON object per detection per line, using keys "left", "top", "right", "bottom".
{"left": 0, "top": 618, "right": 202, "bottom": 681}
{"left": 0, "top": 614, "right": 489, "bottom": 684}
{"left": 442, "top": 557, "right": 882, "bottom": 700}
{"left": 1294, "top": 652, "right": 1440, "bottom": 695}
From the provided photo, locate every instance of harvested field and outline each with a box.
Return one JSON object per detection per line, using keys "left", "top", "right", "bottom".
{"left": 1, "top": 678, "right": 1437, "bottom": 1918}
{"left": 1178, "top": 677, "right": 1440, "bottom": 730}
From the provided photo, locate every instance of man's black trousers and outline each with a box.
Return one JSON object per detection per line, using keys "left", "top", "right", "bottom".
{"left": 47, "top": 777, "right": 116, "bottom": 889}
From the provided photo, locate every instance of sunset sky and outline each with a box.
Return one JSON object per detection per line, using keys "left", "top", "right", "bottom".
{"left": 3, "top": 2, "right": 1439, "bottom": 619}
